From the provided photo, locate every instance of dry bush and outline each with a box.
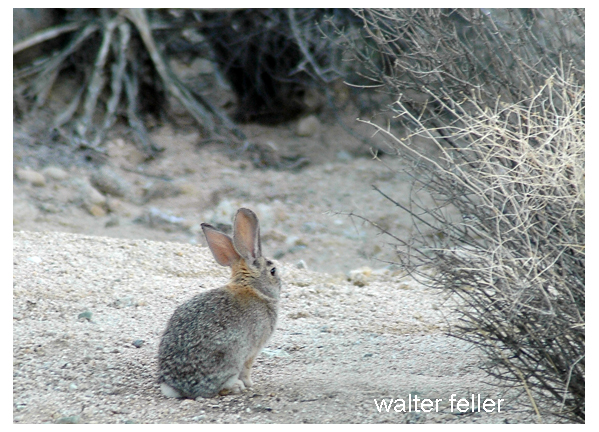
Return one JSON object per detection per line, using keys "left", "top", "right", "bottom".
{"left": 198, "top": 9, "right": 354, "bottom": 124}
{"left": 13, "top": 8, "right": 358, "bottom": 158}
{"left": 345, "top": 9, "right": 585, "bottom": 422}
{"left": 349, "top": 9, "right": 584, "bottom": 128}
{"left": 13, "top": 9, "right": 245, "bottom": 157}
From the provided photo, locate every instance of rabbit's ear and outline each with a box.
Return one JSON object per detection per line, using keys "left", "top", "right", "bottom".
{"left": 233, "top": 208, "right": 262, "bottom": 261}
{"left": 201, "top": 223, "right": 240, "bottom": 267}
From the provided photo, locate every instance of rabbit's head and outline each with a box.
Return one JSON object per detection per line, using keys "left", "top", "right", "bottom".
{"left": 201, "top": 208, "right": 281, "bottom": 300}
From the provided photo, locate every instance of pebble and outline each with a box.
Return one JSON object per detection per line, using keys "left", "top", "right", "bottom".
{"left": 348, "top": 266, "right": 373, "bottom": 287}
{"left": 43, "top": 166, "right": 69, "bottom": 181}
{"left": 16, "top": 169, "right": 46, "bottom": 186}
{"left": 295, "top": 260, "right": 308, "bottom": 270}
{"left": 90, "top": 166, "right": 131, "bottom": 198}
{"left": 87, "top": 204, "right": 106, "bottom": 217}
{"left": 73, "top": 177, "right": 106, "bottom": 206}
{"left": 296, "top": 115, "right": 320, "bottom": 137}
{"left": 78, "top": 311, "right": 93, "bottom": 321}
{"left": 132, "top": 339, "right": 144, "bottom": 348}
{"left": 55, "top": 416, "right": 80, "bottom": 424}
{"left": 87, "top": 188, "right": 106, "bottom": 206}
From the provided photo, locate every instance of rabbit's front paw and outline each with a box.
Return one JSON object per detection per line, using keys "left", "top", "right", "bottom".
{"left": 239, "top": 369, "right": 253, "bottom": 388}
{"left": 219, "top": 376, "right": 246, "bottom": 395}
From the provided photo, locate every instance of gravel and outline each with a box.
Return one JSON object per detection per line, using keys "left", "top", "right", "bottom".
{"left": 13, "top": 230, "right": 545, "bottom": 423}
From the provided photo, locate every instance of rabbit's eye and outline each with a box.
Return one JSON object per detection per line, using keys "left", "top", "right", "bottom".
{"left": 270, "top": 267, "right": 276, "bottom": 276}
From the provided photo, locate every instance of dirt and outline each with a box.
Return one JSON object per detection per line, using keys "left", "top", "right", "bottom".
{"left": 13, "top": 105, "right": 548, "bottom": 423}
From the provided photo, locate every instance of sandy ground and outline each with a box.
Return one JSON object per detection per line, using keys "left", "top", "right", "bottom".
{"left": 13, "top": 230, "right": 542, "bottom": 424}
{"left": 13, "top": 99, "right": 549, "bottom": 423}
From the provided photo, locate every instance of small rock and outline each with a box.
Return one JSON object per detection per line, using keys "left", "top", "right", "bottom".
{"left": 90, "top": 166, "right": 131, "bottom": 198}
{"left": 89, "top": 189, "right": 106, "bottom": 206}
{"left": 55, "top": 416, "right": 80, "bottom": 424}
{"left": 348, "top": 266, "right": 373, "bottom": 287}
{"left": 87, "top": 204, "right": 106, "bottom": 217}
{"left": 73, "top": 177, "right": 106, "bottom": 206}
{"left": 295, "top": 260, "right": 308, "bottom": 270}
{"left": 132, "top": 339, "right": 144, "bottom": 348}
{"left": 78, "top": 311, "right": 93, "bottom": 321}
{"left": 296, "top": 115, "right": 320, "bottom": 137}
{"left": 16, "top": 169, "right": 45, "bottom": 186}
{"left": 27, "top": 256, "right": 42, "bottom": 264}
{"left": 43, "top": 166, "right": 68, "bottom": 181}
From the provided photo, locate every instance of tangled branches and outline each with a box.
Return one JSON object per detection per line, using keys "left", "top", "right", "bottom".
{"left": 13, "top": 9, "right": 244, "bottom": 158}
{"left": 351, "top": 9, "right": 584, "bottom": 127}
{"left": 199, "top": 9, "right": 353, "bottom": 123}
{"left": 348, "top": 9, "right": 585, "bottom": 422}
{"left": 14, "top": 9, "right": 359, "bottom": 158}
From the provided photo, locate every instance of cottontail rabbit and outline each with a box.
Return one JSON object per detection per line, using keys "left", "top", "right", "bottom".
{"left": 158, "top": 208, "right": 281, "bottom": 399}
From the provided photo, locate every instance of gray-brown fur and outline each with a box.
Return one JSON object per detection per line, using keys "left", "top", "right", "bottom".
{"left": 157, "top": 208, "right": 281, "bottom": 399}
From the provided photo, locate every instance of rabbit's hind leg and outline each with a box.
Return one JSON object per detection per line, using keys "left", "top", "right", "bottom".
{"left": 239, "top": 355, "right": 256, "bottom": 388}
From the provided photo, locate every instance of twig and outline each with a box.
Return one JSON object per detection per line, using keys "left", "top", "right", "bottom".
{"left": 13, "top": 21, "right": 83, "bottom": 54}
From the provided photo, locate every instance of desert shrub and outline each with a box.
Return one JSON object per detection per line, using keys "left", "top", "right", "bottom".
{"left": 345, "top": 8, "right": 585, "bottom": 422}
{"left": 13, "top": 8, "right": 228, "bottom": 157}
{"left": 198, "top": 9, "right": 355, "bottom": 124}
{"left": 13, "top": 8, "right": 357, "bottom": 156}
